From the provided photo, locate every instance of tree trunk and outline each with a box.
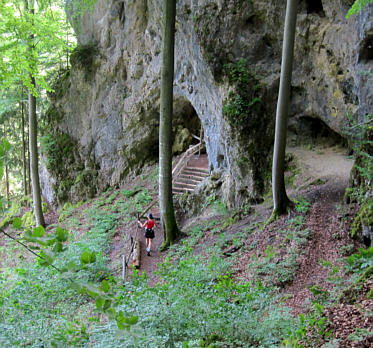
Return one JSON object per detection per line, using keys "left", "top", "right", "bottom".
{"left": 159, "top": 0, "right": 178, "bottom": 249}
{"left": 27, "top": 128, "right": 31, "bottom": 197}
{"left": 5, "top": 164, "right": 9, "bottom": 208}
{"left": 28, "top": 77, "right": 45, "bottom": 227}
{"left": 272, "top": 0, "right": 298, "bottom": 216}
{"left": 25, "top": 0, "right": 44, "bottom": 224}
{"left": 21, "top": 96, "right": 28, "bottom": 196}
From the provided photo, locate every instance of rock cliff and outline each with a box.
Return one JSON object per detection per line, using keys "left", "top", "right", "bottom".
{"left": 41, "top": 0, "right": 373, "bottom": 207}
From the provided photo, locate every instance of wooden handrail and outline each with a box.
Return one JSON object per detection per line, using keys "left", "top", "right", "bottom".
{"left": 172, "top": 142, "right": 205, "bottom": 182}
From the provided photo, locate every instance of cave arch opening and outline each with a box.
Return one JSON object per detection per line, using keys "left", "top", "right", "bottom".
{"left": 359, "top": 34, "right": 373, "bottom": 62}
{"left": 172, "top": 97, "right": 206, "bottom": 156}
{"left": 303, "top": 0, "right": 325, "bottom": 16}
{"left": 294, "top": 116, "right": 347, "bottom": 147}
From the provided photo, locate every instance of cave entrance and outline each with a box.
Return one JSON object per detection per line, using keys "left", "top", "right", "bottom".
{"left": 172, "top": 97, "right": 204, "bottom": 155}
{"left": 359, "top": 33, "right": 373, "bottom": 62}
{"left": 171, "top": 98, "right": 209, "bottom": 195}
{"left": 293, "top": 116, "right": 347, "bottom": 147}
{"left": 303, "top": 0, "right": 325, "bottom": 16}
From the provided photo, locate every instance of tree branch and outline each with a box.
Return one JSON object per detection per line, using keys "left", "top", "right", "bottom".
{"left": 0, "top": 227, "right": 63, "bottom": 274}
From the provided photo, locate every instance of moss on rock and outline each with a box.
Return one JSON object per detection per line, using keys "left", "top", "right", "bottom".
{"left": 70, "top": 43, "right": 99, "bottom": 80}
{"left": 41, "top": 131, "right": 98, "bottom": 206}
{"left": 350, "top": 198, "right": 373, "bottom": 239}
{"left": 222, "top": 59, "right": 272, "bottom": 196}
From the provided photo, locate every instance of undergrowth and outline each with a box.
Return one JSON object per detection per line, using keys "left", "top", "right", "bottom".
{"left": 0, "top": 179, "right": 371, "bottom": 347}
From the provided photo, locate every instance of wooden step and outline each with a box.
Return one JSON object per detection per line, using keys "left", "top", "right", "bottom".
{"left": 172, "top": 187, "right": 195, "bottom": 194}
{"left": 176, "top": 177, "right": 201, "bottom": 185}
{"left": 173, "top": 182, "right": 198, "bottom": 189}
{"left": 178, "top": 173, "right": 206, "bottom": 181}
{"left": 183, "top": 167, "right": 209, "bottom": 175}
{"left": 181, "top": 170, "right": 208, "bottom": 179}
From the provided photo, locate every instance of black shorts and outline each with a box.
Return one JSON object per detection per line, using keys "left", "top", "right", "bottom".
{"left": 145, "top": 228, "right": 155, "bottom": 239}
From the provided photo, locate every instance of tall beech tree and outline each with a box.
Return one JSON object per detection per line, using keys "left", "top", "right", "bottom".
{"left": 0, "top": 0, "right": 70, "bottom": 225}
{"left": 25, "top": 0, "right": 44, "bottom": 226}
{"left": 272, "top": 0, "right": 298, "bottom": 216}
{"left": 159, "top": 0, "right": 178, "bottom": 249}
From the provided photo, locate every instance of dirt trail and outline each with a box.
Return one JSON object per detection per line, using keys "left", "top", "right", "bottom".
{"left": 282, "top": 146, "right": 355, "bottom": 314}
{"left": 288, "top": 146, "right": 353, "bottom": 192}
{"left": 110, "top": 199, "right": 164, "bottom": 286}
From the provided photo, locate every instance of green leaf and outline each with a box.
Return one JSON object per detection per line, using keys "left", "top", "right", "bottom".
{"left": 125, "top": 315, "right": 138, "bottom": 325}
{"left": 103, "top": 299, "right": 112, "bottom": 311}
{"left": 53, "top": 242, "right": 63, "bottom": 252}
{"left": 66, "top": 261, "right": 77, "bottom": 271}
{"left": 95, "top": 297, "right": 105, "bottom": 310}
{"left": 23, "top": 235, "right": 48, "bottom": 246}
{"left": 70, "top": 281, "right": 83, "bottom": 293}
{"left": 86, "top": 287, "right": 99, "bottom": 298}
{"left": 33, "top": 226, "right": 45, "bottom": 237}
{"left": 2, "top": 138, "right": 11, "bottom": 152}
{"left": 12, "top": 217, "right": 22, "bottom": 229}
{"left": 45, "top": 236, "right": 57, "bottom": 246}
{"left": 38, "top": 250, "right": 54, "bottom": 266}
{"left": 80, "top": 250, "right": 92, "bottom": 264}
{"left": 90, "top": 251, "right": 96, "bottom": 263}
{"left": 102, "top": 279, "right": 110, "bottom": 293}
{"left": 55, "top": 226, "right": 68, "bottom": 242}
{"left": 116, "top": 318, "right": 127, "bottom": 330}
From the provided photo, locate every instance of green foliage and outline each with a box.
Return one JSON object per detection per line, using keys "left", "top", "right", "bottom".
{"left": 21, "top": 210, "right": 36, "bottom": 229}
{"left": 345, "top": 247, "right": 373, "bottom": 273}
{"left": 223, "top": 59, "right": 262, "bottom": 130}
{"left": 346, "top": 0, "right": 373, "bottom": 18}
{"left": 225, "top": 58, "right": 251, "bottom": 84}
{"left": 338, "top": 243, "right": 355, "bottom": 256}
{"left": 0, "top": 201, "right": 21, "bottom": 228}
{"left": 344, "top": 112, "right": 373, "bottom": 200}
{"left": 69, "top": 43, "right": 98, "bottom": 75}
{"left": 204, "top": 194, "right": 229, "bottom": 216}
{"left": 0, "top": 200, "right": 126, "bottom": 346}
{"left": 58, "top": 202, "right": 74, "bottom": 222}
{"left": 40, "top": 132, "right": 75, "bottom": 171}
{"left": 90, "top": 252, "right": 297, "bottom": 347}
{"left": 251, "top": 247, "right": 300, "bottom": 286}
{"left": 350, "top": 198, "right": 373, "bottom": 238}
{"left": 284, "top": 303, "right": 331, "bottom": 347}
{"left": 0, "top": 0, "right": 73, "bottom": 95}
{"left": 294, "top": 196, "right": 311, "bottom": 214}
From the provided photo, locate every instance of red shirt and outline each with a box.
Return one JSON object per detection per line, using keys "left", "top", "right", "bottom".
{"left": 145, "top": 219, "right": 155, "bottom": 229}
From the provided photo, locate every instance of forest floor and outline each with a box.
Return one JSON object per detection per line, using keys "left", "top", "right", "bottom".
{"left": 113, "top": 144, "right": 356, "bottom": 291}
{"left": 3, "top": 143, "right": 371, "bottom": 346}
{"left": 104, "top": 143, "right": 372, "bottom": 346}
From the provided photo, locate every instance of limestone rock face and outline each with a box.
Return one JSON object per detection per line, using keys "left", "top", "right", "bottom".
{"left": 42, "top": 0, "right": 373, "bottom": 206}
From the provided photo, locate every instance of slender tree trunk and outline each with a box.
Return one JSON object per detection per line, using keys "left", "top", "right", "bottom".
{"left": 21, "top": 96, "right": 28, "bottom": 196}
{"left": 25, "top": 0, "right": 44, "bottom": 225}
{"left": 1, "top": 123, "right": 9, "bottom": 208}
{"left": 5, "top": 164, "right": 9, "bottom": 208}
{"left": 66, "top": 29, "right": 69, "bottom": 70}
{"left": 27, "top": 130, "right": 31, "bottom": 197}
{"left": 272, "top": 0, "right": 298, "bottom": 216}
{"left": 28, "top": 76, "right": 45, "bottom": 227}
{"left": 159, "top": 0, "right": 178, "bottom": 249}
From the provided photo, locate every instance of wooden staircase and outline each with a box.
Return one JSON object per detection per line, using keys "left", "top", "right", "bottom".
{"left": 173, "top": 164, "right": 209, "bottom": 195}
{"left": 172, "top": 141, "right": 209, "bottom": 195}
